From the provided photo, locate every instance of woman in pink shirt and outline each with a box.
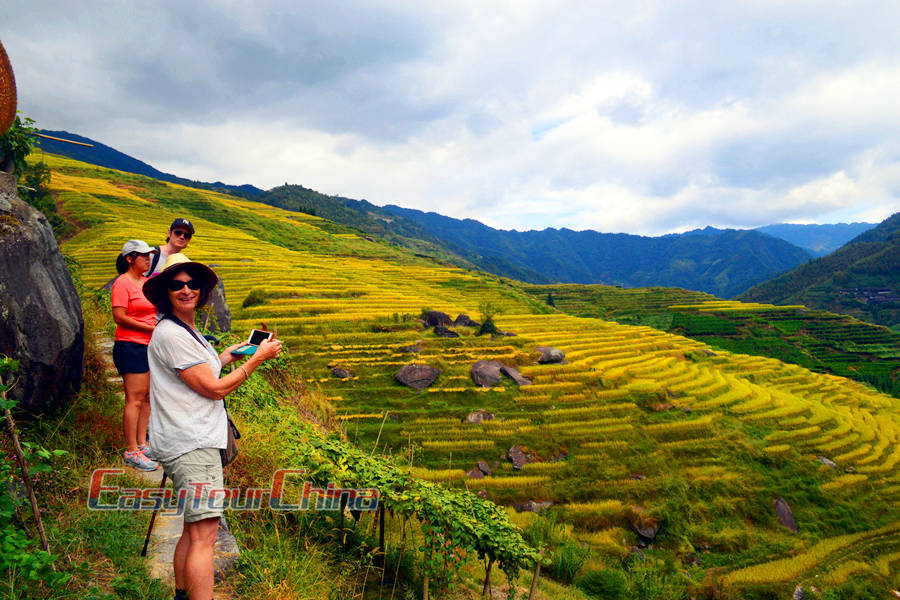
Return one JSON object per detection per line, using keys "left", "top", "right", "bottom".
{"left": 111, "top": 240, "right": 159, "bottom": 471}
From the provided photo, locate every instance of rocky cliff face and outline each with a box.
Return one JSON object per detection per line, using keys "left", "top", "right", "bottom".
{"left": 0, "top": 170, "right": 83, "bottom": 415}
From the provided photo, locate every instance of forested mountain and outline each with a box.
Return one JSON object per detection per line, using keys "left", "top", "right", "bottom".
{"left": 382, "top": 205, "right": 812, "bottom": 298}
{"left": 754, "top": 222, "right": 876, "bottom": 256}
{"left": 740, "top": 212, "right": 900, "bottom": 328}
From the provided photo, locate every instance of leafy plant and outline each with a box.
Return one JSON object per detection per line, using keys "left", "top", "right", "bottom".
{"left": 0, "top": 356, "right": 70, "bottom": 596}
{"left": 0, "top": 114, "right": 36, "bottom": 174}
{"left": 576, "top": 568, "right": 628, "bottom": 600}
{"left": 547, "top": 540, "right": 588, "bottom": 584}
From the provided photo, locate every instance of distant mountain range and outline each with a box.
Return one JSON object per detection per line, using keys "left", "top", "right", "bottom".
{"left": 740, "top": 212, "right": 900, "bottom": 328}
{"left": 39, "top": 129, "right": 881, "bottom": 300}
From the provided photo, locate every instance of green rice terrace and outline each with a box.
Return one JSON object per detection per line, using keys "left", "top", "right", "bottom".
{"left": 49, "top": 153, "right": 900, "bottom": 598}
{"left": 526, "top": 284, "right": 900, "bottom": 398}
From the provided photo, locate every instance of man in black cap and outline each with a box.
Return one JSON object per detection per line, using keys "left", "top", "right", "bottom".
{"left": 145, "top": 218, "right": 195, "bottom": 277}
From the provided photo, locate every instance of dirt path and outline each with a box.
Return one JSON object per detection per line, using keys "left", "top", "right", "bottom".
{"left": 98, "top": 331, "right": 238, "bottom": 598}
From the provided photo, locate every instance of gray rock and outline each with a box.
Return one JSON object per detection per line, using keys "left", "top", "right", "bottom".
{"left": 331, "top": 367, "right": 352, "bottom": 379}
{"left": 394, "top": 364, "right": 440, "bottom": 390}
{"left": 792, "top": 585, "right": 804, "bottom": 600}
{"left": 816, "top": 456, "right": 836, "bottom": 469}
{"left": 433, "top": 325, "right": 458, "bottom": 338}
{"left": 463, "top": 409, "right": 495, "bottom": 424}
{"left": 535, "top": 346, "right": 566, "bottom": 364}
{"left": 202, "top": 277, "right": 231, "bottom": 333}
{"left": 774, "top": 497, "right": 798, "bottom": 532}
{"left": 631, "top": 520, "right": 661, "bottom": 542}
{"left": 466, "top": 467, "right": 485, "bottom": 479}
{"left": 471, "top": 360, "right": 504, "bottom": 387}
{"left": 0, "top": 172, "right": 83, "bottom": 415}
{"left": 453, "top": 314, "right": 480, "bottom": 328}
{"left": 477, "top": 460, "right": 492, "bottom": 476}
{"left": 507, "top": 445, "right": 538, "bottom": 470}
{"left": 422, "top": 310, "right": 452, "bottom": 327}
{"left": 499, "top": 365, "right": 531, "bottom": 386}
{"left": 513, "top": 500, "right": 553, "bottom": 514}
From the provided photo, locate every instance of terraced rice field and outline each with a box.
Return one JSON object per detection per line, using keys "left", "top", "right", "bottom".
{"left": 52, "top": 154, "right": 900, "bottom": 595}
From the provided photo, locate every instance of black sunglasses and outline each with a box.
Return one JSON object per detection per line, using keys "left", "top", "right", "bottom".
{"left": 172, "top": 230, "right": 192, "bottom": 239}
{"left": 167, "top": 279, "right": 202, "bottom": 291}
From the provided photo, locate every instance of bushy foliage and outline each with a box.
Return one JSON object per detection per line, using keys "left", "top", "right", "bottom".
{"left": 575, "top": 568, "right": 628, "bottom": 600}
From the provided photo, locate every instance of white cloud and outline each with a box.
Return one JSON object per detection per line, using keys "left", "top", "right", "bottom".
{"left": 5, "top": 1, "right": 900, "bottom": 234}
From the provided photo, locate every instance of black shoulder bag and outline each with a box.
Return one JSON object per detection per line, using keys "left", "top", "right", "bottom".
{"left": 162, "top": 314, "right": 241, "bottom": 467}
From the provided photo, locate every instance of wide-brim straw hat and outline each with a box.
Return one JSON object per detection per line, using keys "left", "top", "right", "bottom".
{"left": 142, "top": 253, "right": 219, "bottom": 309}
{"left": 0, "top": 41, "right": 17, "bottom": 135}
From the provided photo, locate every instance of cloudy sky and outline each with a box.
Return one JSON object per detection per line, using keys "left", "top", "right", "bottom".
{"left": 5, "top": 1, "right": 899, "bottom": 234}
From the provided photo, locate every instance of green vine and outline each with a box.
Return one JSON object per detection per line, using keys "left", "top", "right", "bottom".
{"left": 282, "top": 421, "right": 539, "bottom": 584}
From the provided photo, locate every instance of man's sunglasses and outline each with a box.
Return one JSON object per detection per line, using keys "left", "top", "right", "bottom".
{"left": 172, "top": 230, "right": 192, "bottom": 239}
{"left": 167, "top": 279, "right": 202, "bottom": 291}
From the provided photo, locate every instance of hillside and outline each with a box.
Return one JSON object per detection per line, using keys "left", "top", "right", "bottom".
{"left": 740, "top": 211, "right": 900, "bottom": 328}
{"left": 44, "top": 151, "right": 900, "bottom": 598}
{"left": 34, "top": 130, "right": 264, "bottom": 198}
{"left": 383, "top": 205, "right": 812, "bottom": 297}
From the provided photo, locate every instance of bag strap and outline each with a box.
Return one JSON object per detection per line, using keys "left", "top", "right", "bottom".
{"left": 162, "top": 314, "right": 229, "bottom": 409}
{"left": 147, "top": 246, "right": 162, "bottom": 276}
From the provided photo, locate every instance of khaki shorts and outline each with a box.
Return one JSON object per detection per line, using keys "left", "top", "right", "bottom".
{"left": 162, "top": 447, "right": 224, "bottom": 523}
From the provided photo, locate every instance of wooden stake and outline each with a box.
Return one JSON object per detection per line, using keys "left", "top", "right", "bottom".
{"left": 527, "top": 550, "right": 543, "bottom": 600}
{"left": 2, "top": 384, "right": 51, "bottom": 557}
{"left": 377, "top": 502, "right": 386, "bottom": 571}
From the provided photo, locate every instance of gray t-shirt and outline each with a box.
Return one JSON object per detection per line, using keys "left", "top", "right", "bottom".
{"left": 148, "top": 318, "right": 227, "bottom": 463}
{"left": 144, "top": 247, "right": 168, "bottom": 277}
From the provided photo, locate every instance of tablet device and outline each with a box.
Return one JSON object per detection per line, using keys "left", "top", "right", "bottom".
{"left": 231, "top": 329, "right": 273, "bottom": 356}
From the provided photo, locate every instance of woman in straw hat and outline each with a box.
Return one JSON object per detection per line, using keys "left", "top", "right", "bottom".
{"left": 143, "top": 253, "right": 282, "bottom": 600}
{"left": 111, "top": 240, "right": 160, "bottom": 472}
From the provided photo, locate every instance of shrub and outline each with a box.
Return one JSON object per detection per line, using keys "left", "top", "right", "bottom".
{"left": 547, "top": 540, "right": 589, "bottom": 584}
{"left": 576, "top": 568, "right": 628, "bottom": 600}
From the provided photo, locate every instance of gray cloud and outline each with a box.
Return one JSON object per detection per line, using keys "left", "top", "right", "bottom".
{"left": 4, "top": 1, "right": 900, "bottom": 234}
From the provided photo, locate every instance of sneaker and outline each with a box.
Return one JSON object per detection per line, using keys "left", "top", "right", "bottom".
{"left": 138, "top": 444, "right": 153, "bottom": 459}
{"left": 124, "top": 450, "right": 159, "bottom": 471}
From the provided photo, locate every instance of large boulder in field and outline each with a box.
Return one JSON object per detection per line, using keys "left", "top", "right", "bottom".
{"left": 422, "top": 310, "right": 452, "bottom": 327}
{"left": 499, "top": 365, "right": 531, "bottom": 386}
{"left": 454, "top": 314, "right": 480, "bottom": 328}
{"left": 0, "top": 172, "right": 83, "bottom": 415}
{"left": 395, "top": 364, "right": 440, "bottom": 390}
{"left": 774, "top": 497, "right": 798, "bottom": 532}
{"left": 471, "top": 360, "right": 503, "bottom": 387}
{"left": 201, "top": 278, "right": 231, "bottom": 332}
{"left": 471, "top": 360, "right": 532, "bottom": 387}
{"left": 535, "top": 346, "right": 566, "bottom": 364}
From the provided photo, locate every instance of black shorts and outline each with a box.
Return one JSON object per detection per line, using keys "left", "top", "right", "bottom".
{"left": 112, "top": 341, "right": 149, "bottom": 375}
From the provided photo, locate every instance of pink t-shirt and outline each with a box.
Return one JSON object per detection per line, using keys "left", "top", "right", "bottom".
{"left": 111, "top": 274, "right": 156, "bottom": 345}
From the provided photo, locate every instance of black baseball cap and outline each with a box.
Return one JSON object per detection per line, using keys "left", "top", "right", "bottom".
{"left": 169, "top": 218, "right": 195, "bottom": 234}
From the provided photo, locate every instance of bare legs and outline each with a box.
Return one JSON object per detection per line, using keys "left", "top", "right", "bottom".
{"left": 122, "top": 372, "right": 150, "bottom": 451}
{"left": 174, "top": 516, "right": 218, "bottom": 600}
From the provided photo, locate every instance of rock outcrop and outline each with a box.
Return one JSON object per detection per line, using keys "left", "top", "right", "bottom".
{"left": 422, "top": 310, "right": 452, "bottom": 327}
{"left": 0, "top": 171, "right": 83, "bottom": 415}
{"left": 433, "top": 325, "right": 458, "bottom": 338}
{"left": 453, "top": 314, "right": 480, "bottom": 328}
{"left": 535, "top": 346, "right": 566, "bottom": 364}
{"left": 394, "top": 364, "right": 440, "bottom": 390}
{"left": 471, "top": 360, "right": 532, "bottom": 387}
{"left": 202, "top": 278, "right": 231, "bottom": 332}
{"left": 463, "top": 409, "right": 495, "bottom": 424}
{"left": 774, "top": 497, "right": 798, "bottom": 532}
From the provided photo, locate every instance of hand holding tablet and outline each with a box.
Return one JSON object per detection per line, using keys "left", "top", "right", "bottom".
{"left": 231, "top": 328, "right": 274, "bottom": 356}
